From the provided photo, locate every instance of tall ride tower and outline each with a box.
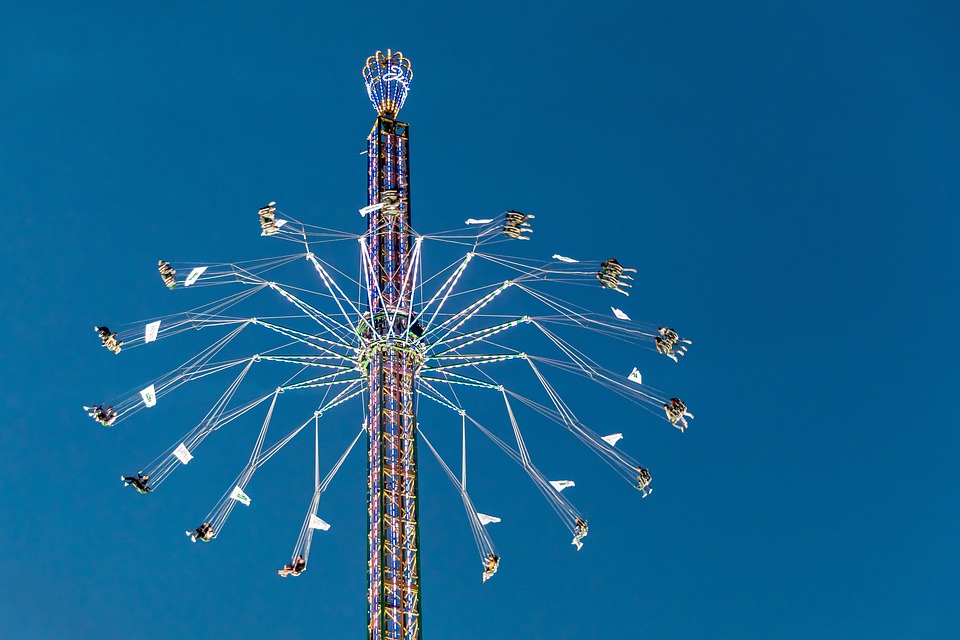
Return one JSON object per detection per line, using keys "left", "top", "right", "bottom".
{"left": 360, "top": 50, "right": 421, "bottom": 640}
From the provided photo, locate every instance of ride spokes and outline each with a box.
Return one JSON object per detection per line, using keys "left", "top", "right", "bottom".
{"left": 86, "top": 50, "right": 697, "bottom": 640}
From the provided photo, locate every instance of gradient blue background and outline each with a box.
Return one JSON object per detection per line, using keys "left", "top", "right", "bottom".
{"left": 1, "top": 2, "right": 958, "bottom": 638}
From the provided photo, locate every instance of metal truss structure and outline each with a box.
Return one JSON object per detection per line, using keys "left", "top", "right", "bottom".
{"left": 362, "top": 50, "right": 422, "bottom": 640}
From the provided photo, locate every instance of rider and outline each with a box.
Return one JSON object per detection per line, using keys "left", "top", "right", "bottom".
{"left": 655, "top": 336, "right": 678, "bottom": 362}
{"left": 259, "top": 201, "right": 279, "bottom": 235}
{"left": 663, "top": 400, "right": 692, "bottom": 431}
{"left": 658, "top": 327, "right": 679, "bottom": 343}
{"left": 671, "top": 397, "right": 693, "bottom": 421}
{"left": 106, "top": 333, "right": 123, "bottom": 354}
{"left": 97, "top": 327, "right": 123, "bottom": 354}
{"left": 601, "top": 258, "right": 636, "bottom": 277}
{"left": 158, "top": 260, "right": 176, "bottom": 288}
{"left": 597, "top": 269, "right": 622, "bottom": 289}
{"left": 502, "top": 210, "right": 533, "bottom": 239}
{"left": 637, "top": 467, "right": 653, "bottom": 497}
{"left": 188, "top": 522, "right": 215, "bottom": 543}
{"left": 663, "top": 402, "right": 683, "bottom": 429}
{"left": 658, "top": 326, "right": 691, "bottom": 345}
{"left": 121, "top": 472, "right": 151, "bottom": 494}
{"left": 102, "top": 406, "right": 118, "bottom": 425}
{"left": 597, "top": 262, "right": 632, "bottom": 295}
{"left": 85, "top": 404, "right": 105, "bottom": 420}
{"left": 482, "top": 553, "right": 500, "bottom": 582}
{"left": 600, "top": 258, "right": 624, "bottom": 277}
{"left": 278, "top": 554, "right": 306, "bottom": 577}
{"left": 88, "top": 405, "right": 118, "bottom": 426}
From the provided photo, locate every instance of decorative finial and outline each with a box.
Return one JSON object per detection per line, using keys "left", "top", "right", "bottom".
{"left": 363, "top": 49, "right": 413, "bottom": 117}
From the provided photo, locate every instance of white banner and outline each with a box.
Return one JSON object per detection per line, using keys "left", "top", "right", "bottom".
{"left": 611, "top": 307, "right": 631, "bottom": 321}
{"left": 551, "top": 254, "right": 579, "bottom": 263}
{"left": 184, "top": 266, "right": 207, "bottom": 287}
{"left": 139, "top": 384, "right": 157, "bottom": 408}
{"left": 601, "top": 433, "right": 623, "bottom": 447}
{"left": 144, "top": 320, "right": 161, "bottom": 344}
{"left": 230, "top": 486, "right": 251, "bottom": 506}
{"left": 309, "top": 514, "right": 331, "bottom": 531}
{"left": 360, "top": 203, "right": 385, "bottom": 216}
{"left": 173, "top": 442, "right": 194, "bottom": 465}
{"left": 628, "top": 368, "right": 642, "bottom": 385}
{"left": 477, "top": 513, "right": 501, "bottom": 526}
{"left": 549, "top": 480, "right": 575, "bottom": 492}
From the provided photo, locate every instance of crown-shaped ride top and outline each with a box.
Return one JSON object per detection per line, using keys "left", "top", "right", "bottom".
{"left": 363, "top": 49, "right": 413, "bottom": 118}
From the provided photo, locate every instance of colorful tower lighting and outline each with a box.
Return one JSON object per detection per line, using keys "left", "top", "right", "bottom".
{"left": 362, "top": 50, "right": 422, "bottom": 640}
{"left": 363, "top": 50, "right": 413, "bottom": 118}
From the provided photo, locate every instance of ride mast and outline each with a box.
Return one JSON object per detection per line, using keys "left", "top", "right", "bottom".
{"left": 361, "top": 50, "right": 422, "bottom": 640}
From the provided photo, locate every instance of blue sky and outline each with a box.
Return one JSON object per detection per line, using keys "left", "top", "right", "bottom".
{"left": 1, "top": 2, "right": 958, "bottom": 638}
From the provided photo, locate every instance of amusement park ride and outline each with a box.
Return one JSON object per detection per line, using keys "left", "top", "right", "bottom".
{"left": 89, "top": 51, "right": 694, "bottom": 640}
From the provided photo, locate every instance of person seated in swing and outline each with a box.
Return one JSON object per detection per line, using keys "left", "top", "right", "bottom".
{"left": 663, "top": 401, "right": 689, "bottom": 431}
{"left": 600, "top": 258, "right": 635, "bottom": 277}
{"left": 505, "top": 210, "right": 530, "bottom": 224}
{"left": 596, "top": 270, "right": 616, "bottom": 287}
{"left": 121, "top": 471, "right": 151, "bottom": 494}
{"left": 571, "top": 517, "right": 589, "bottom": 549}
{"left": 85, "top": 404, "right": 110, "bottom": 424}
{"left": 658, "top": 327, "right": 690, "bottom": 355}
{"left": 97, "top": 405, "right": 118, "bottom": 426}
{"left": 158, "top": 260, "right": 177, "bottom": 288}
{"left": 658, "top": 326, "right": 679, "bottom": 344}
{"left": 600, "top": 258, "right": 623, "bottom": 276}
{"left": 670, "top": 397, "right": 693, "bottom": 420}
{"left": 574, "top": 517, "right": 588, "bottom": 539}
{"left": 187, "top": 522, "right": 215, "bottom": 543}
{"left": 482, "top": 553, "right": 500, "bottom": 582}
{"left": 381, "top": 190, "right": 401, "bottom": 214}
{"left": 502, "top": 210, "right": 533, "bottom": 239}
{"left": 278, "top": 554, "right": 306, "bottom": 577}
{"left": 636, "top": 466, "right": 653, "bottom": 497}
{"left": 597, "top": 270, "right": 630, "bottom": 295}
{"left": 259, "top": 201, "right": 279, "bottom": 235}
{"left": 655, "top": 336, "right": 678, "bottom": 362}
{"left": 95, "top": 326, "right": 122, "bottom": 351}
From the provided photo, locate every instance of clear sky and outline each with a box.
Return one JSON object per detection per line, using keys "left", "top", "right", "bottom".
{"left": 1, "top": 2, "right": 958, "bottom": 639}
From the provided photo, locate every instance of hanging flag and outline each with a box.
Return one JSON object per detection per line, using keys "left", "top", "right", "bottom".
{"left": 551, "top": 254, "right": 579, "bottom": 263}
{"left": 230, "top": 486, "right": 251, "bottom": 506}
{"left": 465, "top": 218, "right": 494, "bottom": 225}
{"left": 173, "top": 442, "right": 194, "bottom": 465}
{"left": 477, "top": 513, "right": 501, "bottom": 526}
{"left": 144, "top": 320, "right": 161, "bottom": 344}
{"left": 611, "top": 307, "right": 630, "bottom": 321}
{"left": 360, "top": 203, "right": 385, "bottom": 216}
{"left": 628, "top": 368, "right": 642, "bottom": 385}
{"left": 550, "top": 480, "right": 575, "bottom": 492}
{"left": 601, "top": 433, "right": 623, "bottom": 447}
{"left": 139, "top": 384, "right": 157, "bottom": 408}
{"left": 184, "top": 266, "right": 208, "bottom": 287}
{"left": 309, "top": 514, "right": 331, "bottom": 531}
